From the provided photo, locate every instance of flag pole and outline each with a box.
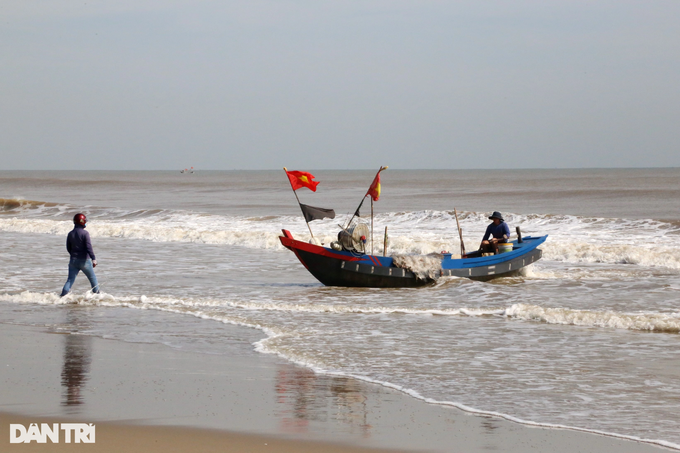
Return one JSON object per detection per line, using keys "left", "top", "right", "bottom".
{"left": 371, "top": 197, "right": 374, "bottom": 255}
{"left": 283, "top": 167, "right": 315, "bottom": 240}
{"left": 345, "top": 196, "right": 366, "bottom": 230}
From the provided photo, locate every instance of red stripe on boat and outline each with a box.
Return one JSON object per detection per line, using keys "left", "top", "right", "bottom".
{"left": 279, "top": 230, "right": 361, "bottom": 262}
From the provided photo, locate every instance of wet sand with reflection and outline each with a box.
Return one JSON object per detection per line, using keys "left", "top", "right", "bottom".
{"left": 0, "top": 321, "right": 671, "bottom": 452}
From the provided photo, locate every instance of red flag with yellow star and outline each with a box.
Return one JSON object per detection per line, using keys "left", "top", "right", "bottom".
{"left": 286, "top": 170, "right": 320, "bottom": 192}
{"left": 367, "top": 170, "right": 382, "bottom": 201}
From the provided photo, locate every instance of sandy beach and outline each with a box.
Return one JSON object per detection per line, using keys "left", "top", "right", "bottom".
{"left": 0, "top": 321, "right": 672, "bottom": 453}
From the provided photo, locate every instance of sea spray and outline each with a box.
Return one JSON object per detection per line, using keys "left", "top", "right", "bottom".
{"left": 391, "top": 254, "right": 443, "bottom": 281}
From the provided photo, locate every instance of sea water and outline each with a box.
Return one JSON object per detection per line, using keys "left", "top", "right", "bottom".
{"left": 1, "top": 169, "right": 679, "bottom": 448}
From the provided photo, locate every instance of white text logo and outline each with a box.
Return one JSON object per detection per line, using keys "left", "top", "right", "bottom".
{"left": 9, "top": 423, "right": 95, "bottom": 443}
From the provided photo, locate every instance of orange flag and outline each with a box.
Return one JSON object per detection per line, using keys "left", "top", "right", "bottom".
{"left": 367, "top": 167, "right": 386, "bottom": 201}
{"left": 286, "top": 170, "right": 320, "bottom": 192}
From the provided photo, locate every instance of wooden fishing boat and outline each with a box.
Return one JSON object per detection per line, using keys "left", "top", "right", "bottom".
{"left": 279, "top": 166, "right": 547, "bottom": 287}
{"left": 279, "top": 229, "right": 547, "bottom": 287}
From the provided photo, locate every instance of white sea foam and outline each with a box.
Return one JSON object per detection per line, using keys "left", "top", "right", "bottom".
{"left": 505, "top": 303, "right": 680, "bottom": 333}
{"left": 4, "top": 290, "right": 678, "bottom": 335}
{"left": 391, "top": 254, "right": 442, "bottom": 280}
{"left": 0, "top": 291, "right": 73, "bottom": 305}
{"left": 0, "top": 217, "right": 289, "bottom": 249}
{"left": 542, "top": 241, "right": 680, "bottom": 269}
{"left": 226, "top": 299, "right": 680, "bottom": 334}
{"left": 0, "top": 291, "right": 293, "bottom": 340}
{"left": 2, "top": 203, "right": 680, "bottom": 269}
{"left": 226, "top": 300, "right": 470, "bottom": 316}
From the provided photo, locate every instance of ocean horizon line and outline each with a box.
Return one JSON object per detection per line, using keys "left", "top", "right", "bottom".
{"left": 2, "top": 166, "right": 678, "bottom": 172}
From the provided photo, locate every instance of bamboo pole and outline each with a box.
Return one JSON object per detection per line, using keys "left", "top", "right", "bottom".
{"left": 371, "top": 198, "right": 374, "bottom": 255}
{"left": 454, "top": 208, "right": 466, "bottom": 256}
{"left": 383, "top": 226, "right": 388, "bottom": 256}
{"left": 283, "top": 167, "right": 315, "bottom": 240}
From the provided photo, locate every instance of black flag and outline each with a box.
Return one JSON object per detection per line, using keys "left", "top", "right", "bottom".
{"left": 300, "top": 203, "right": 335, "bottom": 222}
{"left": 353, "top": 197, "right": 366, "bottom": 218}
{"left": 300, "top": 204, "right": 336, "bottom": 223}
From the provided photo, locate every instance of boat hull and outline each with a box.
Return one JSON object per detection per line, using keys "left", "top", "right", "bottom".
{"left": 280, "top": 230, "right": 547, "bottom": 288}
{"left": 294, "top": 247, "right": 426, "bottom": 288}
{"left": 442, "top": 248, "right": 542, "bottom": 281}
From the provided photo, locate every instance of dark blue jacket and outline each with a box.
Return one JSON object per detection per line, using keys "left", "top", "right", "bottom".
{"left": 66, "top": 225, "right": 96, "bottom": 260}
{"left": 483, "top": 221, "right": 511, "bottom": 241}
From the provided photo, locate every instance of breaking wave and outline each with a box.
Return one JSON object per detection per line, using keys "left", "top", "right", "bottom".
{"left": 3, "top": 291, "right": 680, "bottom": 335}
{"left": 505, "top": 303, "right": 680, "bottom": 333}
{"left": 2, "top": 200, "right": 680, "bottom": 269}
{"left": 0, "top": 217, "right": 291, "bottom": 249}
{"left": 541, "top": 241, "right": 680, "bottom": 269}
{"left": 0, "top": 198, "right": 61, "bottom": 212}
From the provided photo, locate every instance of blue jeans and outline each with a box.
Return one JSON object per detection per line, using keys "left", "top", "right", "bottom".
{"left": 61, "top": 258, "right": 99, "bottom": 297}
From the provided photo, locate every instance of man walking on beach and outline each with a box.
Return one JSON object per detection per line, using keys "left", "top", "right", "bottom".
{"left": 60, "top": 213, "right": 99, "bottom": 297}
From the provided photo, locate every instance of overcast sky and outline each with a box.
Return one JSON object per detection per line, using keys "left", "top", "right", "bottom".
{"left": 1, "top": 1, "right": 679, "bottom": 170}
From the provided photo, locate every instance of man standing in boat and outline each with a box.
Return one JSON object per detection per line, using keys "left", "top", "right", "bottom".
{"left": 480, "top": 211, "right": 510, "bottom": 254}
{"left": 60, "top": 213, "right": 99, "bottom": 297}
